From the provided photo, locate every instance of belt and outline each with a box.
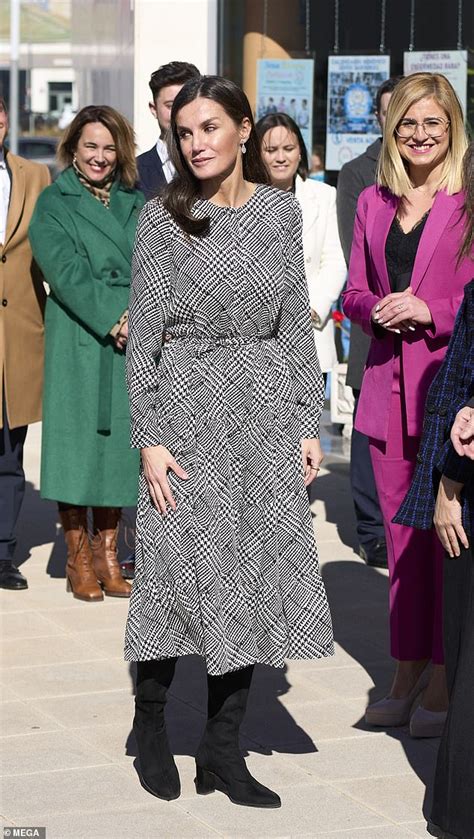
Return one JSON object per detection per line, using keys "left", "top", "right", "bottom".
{"left": 162, "top": 332, "right": 275, "bottom": 348}
{"left": 162, "top": 332, "right": 276, "bottom": 360}
{"left": 97, "top": 343, "right": 115, "bottom": 434}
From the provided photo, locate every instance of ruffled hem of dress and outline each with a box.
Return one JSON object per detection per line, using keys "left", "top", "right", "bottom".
{"left": 124, "top": 641, "right": 335, "bottom": 676}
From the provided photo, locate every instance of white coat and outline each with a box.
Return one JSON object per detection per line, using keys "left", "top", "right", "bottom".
{"left": 294, "top": 175, "right": 347, "bottom": 372}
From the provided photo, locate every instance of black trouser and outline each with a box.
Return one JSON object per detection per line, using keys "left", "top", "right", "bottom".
{"left": 430, "top": 542, "right": 474, "bottom": 839}
{"left": 0, "top": 402, "right": 27, "bottom": 562}
{"left": 350, "top": 390, "right": 384, "bottom": 551}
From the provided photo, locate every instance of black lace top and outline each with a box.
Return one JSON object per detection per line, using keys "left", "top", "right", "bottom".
{"left": 385, "top": 212, "right": 429, "bottom": 293}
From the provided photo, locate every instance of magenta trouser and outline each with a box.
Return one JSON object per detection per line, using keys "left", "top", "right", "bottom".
{"left": 369, "top": 355, "right": 444, "bottom": 665}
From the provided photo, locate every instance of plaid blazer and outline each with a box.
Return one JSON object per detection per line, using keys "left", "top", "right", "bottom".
{"left": 394, "top": 279, "right": 474, "bottom": 531}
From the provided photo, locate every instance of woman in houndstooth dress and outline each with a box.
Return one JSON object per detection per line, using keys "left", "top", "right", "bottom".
{"left": 125, "top": 76, "right": 333, "bottom": 809}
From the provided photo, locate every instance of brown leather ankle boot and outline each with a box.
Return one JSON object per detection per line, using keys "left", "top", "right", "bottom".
{"left": 59, "top": 507, "right": 103, "bottom": 602}
{"left": 91, "top": 507, "right": 131, "bottom": 598}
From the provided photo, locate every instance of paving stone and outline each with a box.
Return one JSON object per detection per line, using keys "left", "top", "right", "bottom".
{"left": 0, "top": 729, "right": 113, "bottom": 776}
{"left": 4, "top": 658, "right": 133, "bottom": 699}
{"left": 0, "top": 700, "right": 61, "bottom": 737}
{"left": 302, "top": 661, "right": 393, "bottom": 701}
{"left": 333, "top": 772, "right": 435, "bottom": 825}
{"left": 399, "top": 821, "right": 435, "bottom": 837}
{"left": 0, "top": 634, "right": 106, "bottom": 668}
{"left": 311, "top": 826, "right": 422, "bottom": 838}
{"left": 178, "top": 780, "right": 392, "bottom": 836}
{"left": 41, "top": 804, "right": 222, "bottom": 839}
{"left": 288, "top": 732, "right": 438, "bottom": 784}
{"left": 34, "top": 689, "right": 133, "bottom": 729}
{"left": 0, "top": 765, "right": 147, "bottom": 821}
{"left": 0, "top": 609, "right": 63, "bottom": 640}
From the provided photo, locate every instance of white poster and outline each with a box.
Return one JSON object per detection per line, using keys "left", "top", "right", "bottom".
{"left": 256, "top": 59, "right": 315, "bottom": 158}
{"left": 326, "top": 54, "right": 390, "bottom": 171}
{"left": 404, "top": 50, "right": 468, "bottom": 116}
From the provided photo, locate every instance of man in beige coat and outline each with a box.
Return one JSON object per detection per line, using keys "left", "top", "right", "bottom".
{"left": 0, "top": 97, "right": 50, "bottom": 589}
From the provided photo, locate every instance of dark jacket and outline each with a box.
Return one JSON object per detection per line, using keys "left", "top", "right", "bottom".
{"left": 394, "top": 280, "right": 474, "bottom": 531}
{"left": 136, "top": 145, "right": 167, "bottom": 202}
{"left": 336, "top": 138, "right": 381, "bottom": 390}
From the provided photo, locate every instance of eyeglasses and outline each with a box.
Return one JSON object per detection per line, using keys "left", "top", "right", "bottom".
{"left": 395, "top": 118, "right": 450, "bottom": 139}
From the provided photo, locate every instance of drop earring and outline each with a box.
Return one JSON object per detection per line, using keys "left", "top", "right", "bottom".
{"left": 240, "top": 141, "right": 247, "bottom": 155}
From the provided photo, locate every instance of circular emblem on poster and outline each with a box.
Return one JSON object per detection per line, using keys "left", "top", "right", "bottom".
{"left": 344, "top": 82, "right": 372, "bottom": 132}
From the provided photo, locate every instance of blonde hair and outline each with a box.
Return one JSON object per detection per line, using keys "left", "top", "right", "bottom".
{"left": 377, "top": 73, "right": 468, "bottom": 197}
{"left": 57, "top": 105, "right": 137, "bottom": 188}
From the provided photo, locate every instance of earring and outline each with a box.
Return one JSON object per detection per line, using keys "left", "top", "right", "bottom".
{"left": 240, "top": 141, "right": 247, "bottom": 155}
{"left": 73, "top": 153, "right": 77, "bottom": 164}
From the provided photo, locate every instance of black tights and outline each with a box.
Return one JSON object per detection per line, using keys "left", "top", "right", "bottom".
{"left": 135, "top": 658, "right": 254, "bottom": 715}
{"left": 136, "top": 657, "right": 178, "bottom": 689}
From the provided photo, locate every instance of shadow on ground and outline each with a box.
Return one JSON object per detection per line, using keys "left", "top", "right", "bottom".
{"left": 323, "top": 557, "right": 437, "bottom": 821}
{"left": 125, "top": 656, "right": 318, "bottom": 765}
{"left": 309, "top": 462, "right": 359, "bottom": 552}
{"left": 14, "top": 481, "right": 57, "bottom": 568}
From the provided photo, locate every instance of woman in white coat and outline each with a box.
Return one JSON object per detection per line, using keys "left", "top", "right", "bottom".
{"left": 256, "top": 114, "right": 347, "bottom": 377}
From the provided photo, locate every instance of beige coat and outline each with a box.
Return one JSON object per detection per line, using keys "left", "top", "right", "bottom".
{"left": 0, "top": 152, "right": 50, "bottom": 429}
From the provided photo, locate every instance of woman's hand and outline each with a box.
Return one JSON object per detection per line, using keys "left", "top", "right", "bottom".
{"left": 114, "top": 320, "right": 129, "bottom": 352}
{"left": 433, "top": 475, "right": 469, "bottom": 558}
{"left": 372, "top": 287, "right": 432, "bottom": 333}
{"left": 450, "top": 406, "right": 474, "bottom": 459}
{"left": 302, "top": 438, "right": 323, "bottom": 487}
{"left": 141, "top": 445, "right": 188, "bottom": 515}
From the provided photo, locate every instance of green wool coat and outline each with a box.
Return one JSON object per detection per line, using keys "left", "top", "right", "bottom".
{"left": 29, "top": 167, "right": 145, "bottom": 506}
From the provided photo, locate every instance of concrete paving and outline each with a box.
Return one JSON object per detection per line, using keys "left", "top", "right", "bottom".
{"left": 0, "top": 417, "right": 437, "bottom": 838}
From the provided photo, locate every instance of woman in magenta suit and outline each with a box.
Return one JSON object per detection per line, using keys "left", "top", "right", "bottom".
{"left": 343, "top": 73, "right": 471, "bottom": 737}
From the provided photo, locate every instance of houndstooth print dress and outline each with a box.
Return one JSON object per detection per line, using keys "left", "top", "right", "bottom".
{"left": 124, "top": 184, "right": 334, "bottom": 675}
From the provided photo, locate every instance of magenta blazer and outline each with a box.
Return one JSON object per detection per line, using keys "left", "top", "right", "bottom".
{"left": 342, "top": 185, "right": 471, "bottom": 442}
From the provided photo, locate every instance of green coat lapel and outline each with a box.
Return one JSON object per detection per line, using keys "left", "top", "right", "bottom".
{"left": 57, "top": 168, "right": 142, "bottom": 261}
{"left": 110, "top": 182, "right": 142, "bottom": 232}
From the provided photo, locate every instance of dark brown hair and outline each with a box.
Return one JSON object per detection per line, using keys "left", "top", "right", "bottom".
{"left": 149, "top": 61, "right": 200, "bottom": 102}
{"left": 57, "top": 105, "right": 137, "bottom": 188}
{"left": 162, "top": 75, "right": 270, "bottom": 236}
{"left": 255, "top": 112, "right": 309, "bottom": 181}
{"left": 458, "top": 140, "right": 474, "bottom": 263}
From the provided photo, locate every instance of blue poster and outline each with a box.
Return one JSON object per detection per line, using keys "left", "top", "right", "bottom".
{"left": 256, "top": 59, "right": 315, "bottom": 158}
{"left": 326, "top": 54, "right": 390, "bottom": 171}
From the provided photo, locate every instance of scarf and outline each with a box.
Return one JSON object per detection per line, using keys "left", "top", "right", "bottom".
{"left": 72, "top": 158, "right": 116, "bottom": 208}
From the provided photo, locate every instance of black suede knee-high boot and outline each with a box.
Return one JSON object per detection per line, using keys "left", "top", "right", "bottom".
{"left": 194, "top": 665, "right": 281, "bottom": 808}
{"left": 133, "top": 658, "right": 180, "bottom": 800}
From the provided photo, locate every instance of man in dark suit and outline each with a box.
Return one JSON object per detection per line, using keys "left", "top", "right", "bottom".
{"left": 336, "top": 77, "right": 401, "bottom": 568}
{"left": 137, "top": 61, "right": 200, "bottom": 201}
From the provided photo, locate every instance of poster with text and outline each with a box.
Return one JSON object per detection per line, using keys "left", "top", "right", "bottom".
{"left": 326, "top": 54, "right": 390, "bottom": 171}
{"left": 256, "top": 59, "right": 315, "bottom": 157}
{"left": 404, "top": 50, "right": 467, "bottom": 116}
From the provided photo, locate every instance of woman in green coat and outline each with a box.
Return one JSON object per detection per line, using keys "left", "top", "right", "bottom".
{"left": 29, "top": 105, "right": 144, "bottom": 602}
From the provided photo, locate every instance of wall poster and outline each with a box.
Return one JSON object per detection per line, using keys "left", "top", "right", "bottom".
{"left": 326, "top": 54, "right": 391, "bottom": 171}
{"left": 404, "top": 50, "right": 468, "bottom": 116}
{"left": 256, "top": 58, "right": 315, "bottom": 158}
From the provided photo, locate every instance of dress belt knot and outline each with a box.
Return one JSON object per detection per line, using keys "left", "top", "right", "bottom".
{"left": 162, "top": 332, "right": 275, "bottom": 358}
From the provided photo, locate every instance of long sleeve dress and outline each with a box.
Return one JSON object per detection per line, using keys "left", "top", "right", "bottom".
{"left": 124, "top": 184, "right": 334, "bottom": 675}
